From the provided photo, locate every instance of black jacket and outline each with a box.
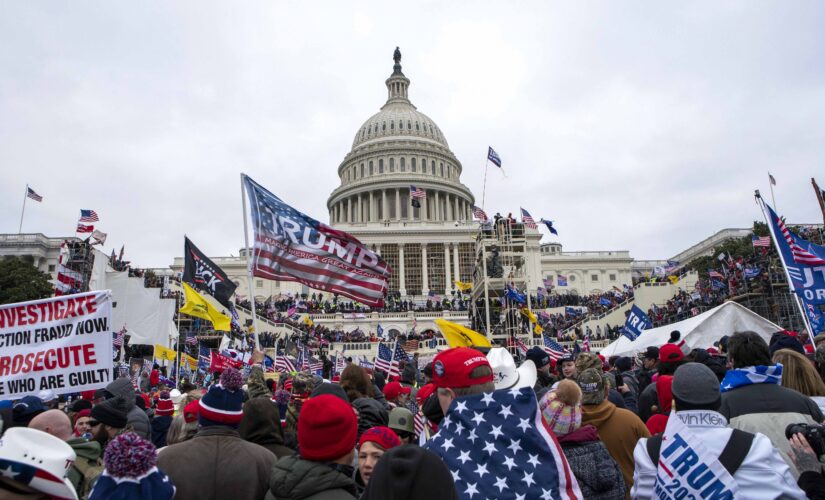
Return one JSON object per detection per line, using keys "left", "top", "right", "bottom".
{"left": 267, "top": 455, "right": 357, "bottom": 500}
{"left": 352, "top": 397, "right": 388, "bottom": 438}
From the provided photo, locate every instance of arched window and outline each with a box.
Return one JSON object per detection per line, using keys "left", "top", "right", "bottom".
{"left": 415, "top": 122, "right": 420, "bottom": 131}
{"left": 369, "top": 161, "right": 374, "bottom": 175}
{"left": 431, "top": 161, "right": 436, "bottom": 175}
{"left": 379, "top": 159, "right": 384, "bottom": 173}
{"left": 382, "top": 122, "right": 386, "bottom": 131}
{"left": 360, "top": 163, "right": 364, "bottom": 177}
{"left": 411, "top": 158, "right": 417, "bottom": 172}
{"left": 400, "top": 158, "right": 406, "bottom": 172}
{"left": 407, "top": 120, "right": 411, "bottom": 130}
{"left": 390, "top": 120, "right": 394, "bottom": 130}
{"left": 440, "top": 163, "right": 444, "bottom": 177}
{"left": 389, "top": 158, "right": 395, "bottom": 172}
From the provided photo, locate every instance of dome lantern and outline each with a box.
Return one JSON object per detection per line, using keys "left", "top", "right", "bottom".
{"left": 385, "top": 46, "right": 410, "bottom": 104}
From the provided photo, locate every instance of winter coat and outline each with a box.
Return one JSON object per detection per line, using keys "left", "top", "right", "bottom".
{"left": 632, "top": 410, "right": 805, "bottom": 499}
{"left": 105, "top": 377, "right": 150, "bottom": 439}
{"left": 151, "top": 415, "right": 172, "bottom": 448}
{"left": 66, "top": 437, "right": 102, "bottom": 499}
{"left": 150, "top": 369, "right": 160, "bottom": 387}
{"left": 558, "top": 425, "right": 626, "bottom": 500}
{"left": 633, "top": 367, "right": 655, "bottom": 393}
{"left": 247, "top": 366, "right": 271, "bottom": 400}
{"left": 266, "top": 455, "right": 358, "bottom": 500}
{"left": 617, "top": 369, "right": 639, "bottom": 398}
{"left": 637, "top": 382, "right": 658, "bottom": 423}
{"left": 239, "top": 398, "right": 295, "bottom": 459}
{"left": 719, "top": 381, "right": 824, "bottom": 478}
{"left": 534, "top": 370, "right": 557, "bottom": 400}
{"left": 157, "top": 426, "right": 277, "bottom": 500}
{"left": 581, "top": 400, "right": 650, "bottom": 496}
{"left": 352, "top": 397, "right": 388, "bottom": 438}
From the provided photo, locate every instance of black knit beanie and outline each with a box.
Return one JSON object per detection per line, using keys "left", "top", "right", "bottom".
{"left": 91, "top": 396, "right": 129, "bottom": 428}
{"left": 362, "top": 444, "right": 458, "bottom": 500}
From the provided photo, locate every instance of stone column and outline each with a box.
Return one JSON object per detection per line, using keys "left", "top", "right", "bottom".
{"left": 434, "top": 191, "right": 440, "bottom": 221}
{"left": 382, "top": 190, "right": 387, "bottom": 221}
{"left": 347, "top": 198, "right": 352, "bottom": 222}
{"left": 356, "top": 195, "right": 362, "bottom": 223}
{"left": 454, "top": 196, "right": 459, "bottom": 221}
{"left": 369, "top": 191, "right": 374, "bottom": 222}
{"left": 422, "top": 189, "right": 429, "bottom": 220}
{"left": 395, "top": 188, "right": 401, "bottom": 221}
{"left": 398, "top": 244, "right": 406, "bottom": 296}
{"left": 421, "top": 245, "right": 429, "bottom": 294}
{"left": 444, "top": 244, "right": 452, "bottom": 294}
{"left": 453, "top": 242, "right": 461, "bottom": 283}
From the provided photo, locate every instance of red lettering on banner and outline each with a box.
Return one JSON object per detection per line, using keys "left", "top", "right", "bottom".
{"left": 0, "top": 344, "right": 95, "bottom": 377}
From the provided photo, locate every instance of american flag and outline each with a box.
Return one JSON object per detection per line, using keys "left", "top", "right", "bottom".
{"left": 54, "top": 264, "right": 84, "bottom": 295}
{"left": 520, "top": 208, "right": 537, "bottom": 229}
{"left": 26, "top": 187, "right": 42, "bottom": 202}
{"left": 581, "top": 335, "right": 590, "bottom": 353}
{"left": 414, "top": 412, "right": 426, "bottom": 436}
{"left": 410, "top": 185, "right": 427, "bottom": 199}
{"left": 243, "top": 175, "right": 390, "bottom": 308}
{"left": 308, "top": 355, "right": 323, "bottom": 374}
{"left": 76, "top": 224, "right": 94, "bottom": 233}
{"left": 487, "top": 146, "right": 502, "bottom": 168}
{"left": 275, "top": 354, "right": 297, "bottom": 373}
{"left": 264, "top": 355, "right": 276, "bottom": 373}
{"left": 185, "top": 333, "right": 198, "bottom": 346}
{"left": 543, "top": 336, "right": 569, "bottom": 361}
{"left": 424, "top": 387, "right": 581, "bottom": 499}
{"left": 514, "top": 336, "right": 529, "bottom": 356}
{"left": 404, "top": 339, "right": 420, "bottom": 352}
{"left": 79, "top": 209, "right": 99, "bottom": 222}
{"left": 112, "top": 327, "right": 126, "bottom": 348}
{"left": 543, "top": 277, "right": 553, "bottom": 288}
{"left": 472, "top": 205, "right": 489, "bottom": 223}
{"left": 708, "top": 270, "right": 725, "bottom": 279}
{"left": 375, "top": 342, "right": 409, "bottom": 378}
{"left": 752, "top": 235, "right": 771, "bottom": 248}
{"left": 428, "top": 290, "right": 442, "bottom": 302}
{"left": 774, "top": 211, "right": 825, "bottom": 265}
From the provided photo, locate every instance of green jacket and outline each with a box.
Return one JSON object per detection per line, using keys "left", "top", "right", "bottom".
{"left": 267, "top": 455, "right": 357, "bottom": 500}
{"left": 66, "top": 438, "right": 102, "bottom": 499}
{"left": 247, "top": 366, "right": 271, "bottom": 400}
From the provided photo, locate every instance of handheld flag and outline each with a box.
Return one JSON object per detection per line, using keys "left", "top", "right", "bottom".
{"left": 183, "top": 237, "right": 238, "bottom": 309}
{"left": 154, "top": 344, "right": 177, "bottom": 362}
{"left": 434, "top": 319, "right": 492, "bottom": 348}
{"left": 243, "top": 175, "right": 390, "bottom": 307}
{"left": 179, "top": 282, "right": 232, "bottom": 331}
{"left": 621, "top": 304, "right": 652, "bottom": 341}
{"left": 454, "top": 280, "right": 473, "bottom": 292}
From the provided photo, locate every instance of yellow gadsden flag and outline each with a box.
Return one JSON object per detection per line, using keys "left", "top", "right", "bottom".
{"left": 303, "top": 315, "right": 314, "bottom": 327}
{"left": 434, "top": 319, "right": 492, "bottom": 348}
{"left": 454, "top": 281, "right": 473, "bottom": 292}
{"left": 520, "top": 307, "right": 538, "bottom": 324}
{"left": 180, "top": 353, "right": 198, "bottom": 370}
{"left": 179, "top": 282, "right": 231, "bottom": 331}
{"left": 154, "top": 344, "right": 177, "bottom": 362}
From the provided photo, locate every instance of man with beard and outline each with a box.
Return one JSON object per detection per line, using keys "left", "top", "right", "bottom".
{"left": 89, "top": 396, "right": 129, "bottom": 449}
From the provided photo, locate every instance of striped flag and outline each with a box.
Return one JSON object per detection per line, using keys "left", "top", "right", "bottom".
{"left": 472, "top": 205, "right": 489, "bottom": 223}
{"left": 79, "top": 209, "right": 99, "bottom": 222}
{"left": 410, "top": 185, "right": 427, "bottom": 199}
{"left": 487, "top": 146, "right": 502, "bottom": 167}
{"left": 275, "top": 354, "right": 296, "bottom": 373}
{"left": 26, "top": 187, "right": 43, "bottom": 202}
{"left": 76, "top": 224, "right": 94, "bottom": 233}
{"left": 514, "top": 337, "right": 529, "bottom": 356}
{"left": 243, "top": 175, "right": 390, "bottom": 308}
{"left": 113, "top": 327, "right": 126, "bottom": 348}
{"left": 375, "top": 342, "right": 409, "bottom": 378}
{"left": 708, "top": 270, "right": 725, "bottom": 279}
{"left": 542, "top": 336, "right": 569, "bottom": 361}
{"left": 404, "top": 339, "right": 420, "bottom": 352}
{"left": 774, "top": 212, "right": 825, "bottom": 265}
{"left": 582, "top": 334, "right": 591, "bottom": 352}
{"left": 413, "top": 412, "right": 426, "bottom": 436}
{"left": 752, "top": 235, "right": 771, "bottom": 248}
{"left": 520, "top": 208, "right": 537, "bottom": 229}
{"left": 186, "top": 333, "right": 198, "bottom": 346}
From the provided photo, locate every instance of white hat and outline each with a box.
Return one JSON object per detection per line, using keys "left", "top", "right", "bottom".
{"left": 37, "top": 389, "right": 56, "bottom": 403}
{"left": 169, "top": 388, "right": 183, "bottom": 405}
{"left": 486, "top": 348, "right": 537, "bottom": 391}
{"left": 0, "top": 427, "right": 78, "bottom": 500}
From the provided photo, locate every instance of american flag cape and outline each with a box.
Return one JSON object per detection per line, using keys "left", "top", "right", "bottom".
{"left": 424, "top": 387, "right": 581, "bottom": 499}
{"left": 243, "top": 175, "right": 391, "bottom": 307}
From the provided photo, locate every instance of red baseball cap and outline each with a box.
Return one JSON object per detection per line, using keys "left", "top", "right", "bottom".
{"left": 432, "top": 347, "right": 493, "bottom": 389}
{"left": 659, "top": 343, "right": 685, "bottom": 363}
{"left": 382, "top": 381, "right": 411, "bottom": 401}
{"left": 416, "top": 383, "right": 435, "bottom": 405}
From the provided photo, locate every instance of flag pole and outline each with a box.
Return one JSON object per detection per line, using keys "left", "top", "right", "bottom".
{"left": 812, "top": 178, "right": 825, "bottom": 226}
{"left": 18, "top": 185, "right": 28, "bottom": 234}
{"left": 480, "top": 157, "right": 489, "bottom": 211}
{"left": 756, "top": 192, "right": 816, "bottom": 344}
{"left": 240, "top": 173, "right": 262, "bottom": 350}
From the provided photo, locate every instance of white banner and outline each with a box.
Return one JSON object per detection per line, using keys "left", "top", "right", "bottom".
{"left": 0, "top": 291, "right": 113, "bottom": 399}
{"left": 655, "top": 411, "right": 738, "bottom": 499}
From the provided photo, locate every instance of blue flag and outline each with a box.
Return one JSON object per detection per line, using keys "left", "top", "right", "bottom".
{"left": 505, "top": 284, "right": 527, "bottom": 305}
{"left": 198, "top": 346, "right": 211, "bottom": 372}
{"left": 598, "top": 297, "right": 612, "bottom": 307}
{"left": 622, "top": 304, "right": 652, "bottom": 341}
{"left": 487, "top": 146, "right": 502, "bottom": 167}
{"left": 540, "top": 219, "right": 558, "bottom": 235}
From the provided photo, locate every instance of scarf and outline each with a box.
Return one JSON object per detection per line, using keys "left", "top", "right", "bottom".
{"left": 720, "top": 364, "right": 782, "bottom": 393}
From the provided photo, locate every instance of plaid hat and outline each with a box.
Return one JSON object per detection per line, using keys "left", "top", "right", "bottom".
{"left": 358, "top": 426, "right": 402, "bottom": 451}
{"left": 382, "top": 382, "right": 411, "bottom": 401}
{"left": 432, "top": 347, "right": 493, "bottom": 389}
{"left": 155, "top": 392, "right": 174, "bottom": 417}
{"left": 298, "top": 394, "right": 357, "bottom": 462}
{"left": 539, "top": 380, "right": 582, "bottom": 437}
{"left": 577, "top": 368, "right": 606, "bottom": 406}
{"left": 88, "top": 432, "right": 175, "bottom": 500}
{"left": 575, "top": 353, "right": 603, "bottom": 374}
{"left": 388, "top": 407, "right": 415, "bottom": 434}
{"left": 659, "top": 344, "right": 685, "bottom": 363}
{"left": 526, "top": 347, "right": 551, "bottom": 369}
{"left": 199, "top": 368, "right": 244, "bottom": 427}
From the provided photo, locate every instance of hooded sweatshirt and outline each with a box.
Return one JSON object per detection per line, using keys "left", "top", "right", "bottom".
{"left": 105, "top": 377, "right": 150, "bottom": 439}
{"left": 581, "top": 400, "right": 650, "bottom": 496}
{"left": 66, "top": 438, "right": 103, "bottom": 498}
{"left": 239, "top": 398, "right": 294, "bottom": 459}
{"left": 557, "top": 425, "right": 626, "bottom": 500}
{"left": 267, "top": 455, "right": 357, "bottom": 500}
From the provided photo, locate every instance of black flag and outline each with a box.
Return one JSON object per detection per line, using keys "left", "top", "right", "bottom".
{"left": 183, "top": 237, "right": 237, "bottom": 309}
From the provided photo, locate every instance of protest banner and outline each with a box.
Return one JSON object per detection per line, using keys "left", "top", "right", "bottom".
{"left": 209, "top": 351, "right": 244, "bottom": 372}
{"left": 180, "top": 353, "right": 198, "bottom": 371}
{"left": 0, "top": 291, "right": 113, "bottom": 399}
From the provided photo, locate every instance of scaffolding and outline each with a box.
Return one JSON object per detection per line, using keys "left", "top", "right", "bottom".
{"left": 471, "top": 220, "right": 533, "bottom": 343}
{"left": 61, "top": 240, "right": 96, "bottom": 293}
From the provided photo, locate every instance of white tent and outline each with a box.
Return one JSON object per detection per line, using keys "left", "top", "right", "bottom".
{"left": 600, "top": 301, "right": 782, "bottom": 357}
{"left": 105, "top": 271, "right": 178, "bottom": 346}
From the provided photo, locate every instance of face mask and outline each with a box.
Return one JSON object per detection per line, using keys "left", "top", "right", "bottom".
{"left": 422, "top": 394, "right": 444, "bottom": 424}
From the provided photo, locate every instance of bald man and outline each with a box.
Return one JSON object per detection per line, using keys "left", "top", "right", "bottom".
{"left": 30, "top": 409, "right": 103, "bottom": 498}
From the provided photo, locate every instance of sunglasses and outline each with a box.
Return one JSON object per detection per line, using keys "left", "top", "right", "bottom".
{"left": 87, "top": 420, "right": 101, "bottom": 427}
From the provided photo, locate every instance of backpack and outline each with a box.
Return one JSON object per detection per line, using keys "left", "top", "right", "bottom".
{"left": 72, "top": 455, "right": 104, "bottom": 499}
{"left": 646, "top": 429, "right": 755, "bottom": 475}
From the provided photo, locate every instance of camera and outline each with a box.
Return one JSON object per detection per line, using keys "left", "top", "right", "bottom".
{"left": 785, "top": 423, "right": 825, "bottom": 457}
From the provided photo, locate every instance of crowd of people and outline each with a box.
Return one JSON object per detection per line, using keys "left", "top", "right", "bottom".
{"left": 3, "top": 327, "right": 825, "bottom": 499}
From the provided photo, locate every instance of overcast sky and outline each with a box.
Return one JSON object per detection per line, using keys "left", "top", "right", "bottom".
{"left": 2, "top": 1, "right": 824, "bottom": 268}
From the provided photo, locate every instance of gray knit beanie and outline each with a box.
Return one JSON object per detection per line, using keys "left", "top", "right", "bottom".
{"left": 672, "top": 362, "right": 721, "bottom": 410}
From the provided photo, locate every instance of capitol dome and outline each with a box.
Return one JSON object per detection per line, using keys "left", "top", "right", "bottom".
{"left": 328, "top": 48, "right": 474, "bottom": 227}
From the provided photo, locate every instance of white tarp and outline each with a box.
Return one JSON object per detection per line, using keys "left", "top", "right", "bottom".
{"left": 104, "top": 271, "right": 178, "bottom": 346}
{"left": 600, "top": 301, "right": 781, "bottom": 357}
